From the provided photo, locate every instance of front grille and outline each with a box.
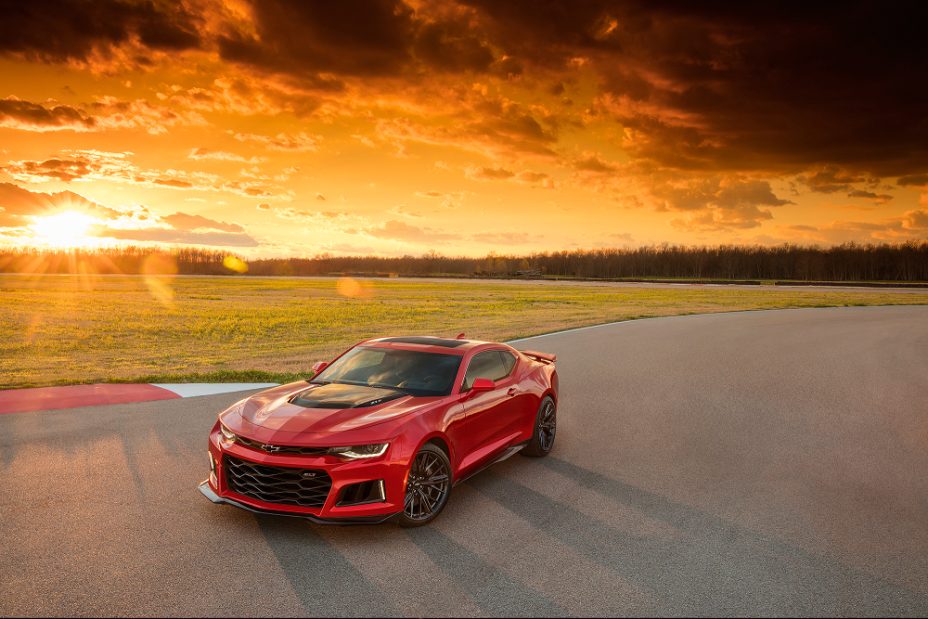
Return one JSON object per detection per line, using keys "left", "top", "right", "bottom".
{"left": 224, "top": 455, "right": 332, "bottom": 508}
{"left": 236, "top": 436, "right": 329, "bottom": 456}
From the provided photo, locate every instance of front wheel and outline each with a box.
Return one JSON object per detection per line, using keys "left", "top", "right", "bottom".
{"left": 521, "top": 396, "right": 556, "bottom": 457}
{"left": 397, "top": 443, "right": 452, "bottom": 527}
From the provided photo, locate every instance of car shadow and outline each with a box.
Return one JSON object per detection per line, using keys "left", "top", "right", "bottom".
{"left": 463, "top": 457, "right": 928, "bottom": 616}
{"left": 254, "top": 514, "right": 402, "bottom": 617}
{"left": 405, "top": 526, "right": 566, "bottom": 617}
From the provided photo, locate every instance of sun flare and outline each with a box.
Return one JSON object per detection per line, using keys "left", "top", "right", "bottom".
{"left": 30, "top": 212, "right": 99, "bottom": 248}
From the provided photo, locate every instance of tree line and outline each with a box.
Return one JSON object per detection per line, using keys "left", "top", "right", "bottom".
{"left": 1, "top": 242, "right": 927, "bottom": 282}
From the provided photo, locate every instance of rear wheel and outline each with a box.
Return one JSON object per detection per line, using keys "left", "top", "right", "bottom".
{"left": 398, "top": 443, "right": 452, "bottom": 527}
{"left": 522, "top": 396, "right": 556, "bottom": 457}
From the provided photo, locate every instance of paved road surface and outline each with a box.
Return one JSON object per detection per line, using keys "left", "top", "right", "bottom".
{"left": 1, "top": 306, "right": 927, "bottom": 616}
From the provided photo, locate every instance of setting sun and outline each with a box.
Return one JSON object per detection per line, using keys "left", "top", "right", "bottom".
{"left": 30, "top": 212, "right": 98, "bottom": 248}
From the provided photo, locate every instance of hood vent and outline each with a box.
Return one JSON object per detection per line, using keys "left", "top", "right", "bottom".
{"left": 289, "top": 383, "right": 405, "bottom": 409}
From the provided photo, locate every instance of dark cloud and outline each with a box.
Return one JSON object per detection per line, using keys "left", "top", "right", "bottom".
{"left": 656, "top": 177, "right": 793, "bottom": 230}
{"left": 905, "top": 210, "right": 928, "bottom": 230}
{"left": 413, "top": 18, "right": 494, "bottom": 72}
{"left": 218, "top": 0, "right": 499, "bottom": 79}
{"left": 376, "top": 92, "right": 560, "bottom": 159}
{"left": 802, "top": 167, "right": 870, "bottom": 194}
{"left": 467, "top": 166, "right": 515, "bottom": 180}
{"left": 218, "top": 0, "right": 415, "bottom": 77}
{"left": 0, "top": 97, "right": 96, "bottom": 131}
{"left": 465, "top": 166, "right": 550, "bottom": 185}
{"left": 515, "top": 170, "right": 550, "bottom": 184}
{"left": 0, "top": 0, "right": 201, "bottom": 63}
{"left": 0, "top": 96, "right": 203, "bottom": 134}
{"left": 2, "top": 0, "right": 927, "bottom": 208}
{"left": 466, "top": 1, "right": 928, "bottom": 176}
{"left": 3, "top": 150, "right": 281, "bottom": 199}
{"left": 848, "top": 190, "right": 893, "bottom": 203}
{"left": 471, "top": 96, "right": 558, "bottom": 156}
{"left": 898, "top": 174, "right": 928, "bottom": 187}
{"left": 574, "top": 155, "right": 616, "bottom": 173}
{"left": 3, "top": 157, "right": 92, "bottom": 182}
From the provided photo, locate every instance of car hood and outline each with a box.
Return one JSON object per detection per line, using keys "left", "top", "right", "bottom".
{"left": 226, "top": 381, "right": 435, "bottom": 438}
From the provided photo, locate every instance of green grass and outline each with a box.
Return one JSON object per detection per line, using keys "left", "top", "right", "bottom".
{"left": 2, "top": 274, "right": 926, "bottom": 388}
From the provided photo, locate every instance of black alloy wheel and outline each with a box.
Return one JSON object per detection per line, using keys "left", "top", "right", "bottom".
{"left": 399, "top": 443, "right": 452, "bottom": 527}
{"left": 522, "top": 396, "right": 556, "bottom": 457}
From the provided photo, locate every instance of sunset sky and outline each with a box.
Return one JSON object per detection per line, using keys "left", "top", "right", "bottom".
{"left": 0, "top": 0, "right": 926, "bottom": 257}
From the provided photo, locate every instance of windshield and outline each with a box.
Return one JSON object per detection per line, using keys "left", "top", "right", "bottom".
{"left": 311, "top": 346, "right": 462, "bottom": 397}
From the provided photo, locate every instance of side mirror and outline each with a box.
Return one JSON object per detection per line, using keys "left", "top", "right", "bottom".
{"left": 470, "top": 377, "right": 494, "bottom": 392}
{"left": 311, "top": 361, "right": 328, "bottom": 375}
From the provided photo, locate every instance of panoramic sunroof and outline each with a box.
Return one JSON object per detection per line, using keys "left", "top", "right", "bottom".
{"left": 378, "top": 336, "right": 468, "bottom": 348}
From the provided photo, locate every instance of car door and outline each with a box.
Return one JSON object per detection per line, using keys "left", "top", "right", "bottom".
{"left": 458, "top": 350, "right": 522, "bottom": 470}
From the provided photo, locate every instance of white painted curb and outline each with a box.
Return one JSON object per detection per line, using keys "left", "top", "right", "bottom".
{"left": 153, "top": 383, "right": 279, "bottom": 397}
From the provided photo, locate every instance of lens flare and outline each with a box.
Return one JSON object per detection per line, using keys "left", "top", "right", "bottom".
{"left": 336, "top": 277, "right": 373, "bottom": 298}
{"left": 141, "top": 253, "right": 178, "bottom": 308}
{"left": 223, "top": 255, "right": 248, "bottom": 273}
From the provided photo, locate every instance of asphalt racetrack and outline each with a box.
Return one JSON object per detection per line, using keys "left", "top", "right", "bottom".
{"left": 2, "top": 306, "right": 927, "bottom": 616}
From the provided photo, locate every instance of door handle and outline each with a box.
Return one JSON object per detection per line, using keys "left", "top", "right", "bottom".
{"left": 507, "top": 387, "right": 517, "bottom": 397}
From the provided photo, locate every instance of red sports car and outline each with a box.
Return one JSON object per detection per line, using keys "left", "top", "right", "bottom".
{"left": 198, "top": 335, "right": 558, "bottom": 526}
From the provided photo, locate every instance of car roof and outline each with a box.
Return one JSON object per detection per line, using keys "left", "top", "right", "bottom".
{"left": 362, "top": 336, "right": 505, "bottom": 355}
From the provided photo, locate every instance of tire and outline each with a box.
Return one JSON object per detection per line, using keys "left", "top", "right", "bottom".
{"left": 398, "top": 443, "right": 453, "bottom": 527}
{"left": 521, "top": 395, "right": 557, "bottom": 457}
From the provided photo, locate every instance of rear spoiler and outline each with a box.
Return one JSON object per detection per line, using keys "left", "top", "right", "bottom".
{"left": 521, "top": 349, "right": 556, "bottom": 364}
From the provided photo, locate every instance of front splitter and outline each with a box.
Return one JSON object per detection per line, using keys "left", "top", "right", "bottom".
{"left": 197, "top": 480, "right": 399, "bottom": 525}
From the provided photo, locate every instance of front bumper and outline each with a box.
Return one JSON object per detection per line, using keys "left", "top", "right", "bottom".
{"left": 201, "top": 428, "right": 406, "bottom": 524}
{"left": 197, "top": 480, "right": 398, "bottom": 525}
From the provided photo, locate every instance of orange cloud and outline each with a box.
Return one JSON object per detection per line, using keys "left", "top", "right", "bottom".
{"left": 1, "top": 1, "right": 926, "bottom": 253}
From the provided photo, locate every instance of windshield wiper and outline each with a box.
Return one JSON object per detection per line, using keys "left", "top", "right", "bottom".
{"left": 333, "top": 379, "right": 408, "bottom": 393}
{"left": 308, "top": 379, "right": 413, "bottom": 394}
{"left": 369, "top": 383, "right": 411, "bottom": 393}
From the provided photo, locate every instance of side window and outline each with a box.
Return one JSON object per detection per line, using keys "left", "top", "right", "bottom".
{"left": 462, "top": 351, "right": 507, "bottom": 390}
{"left": 497, "top": 351, "right": 517, "bottom": 377}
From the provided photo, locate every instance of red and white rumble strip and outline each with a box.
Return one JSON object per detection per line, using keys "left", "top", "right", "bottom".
{"left": 0, "top": 383, "right": 279, "bottom": 415}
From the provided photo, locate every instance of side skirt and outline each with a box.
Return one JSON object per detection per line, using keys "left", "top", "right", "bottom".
{"left": 453, "top": 441, "right": 528, "bottom": 486}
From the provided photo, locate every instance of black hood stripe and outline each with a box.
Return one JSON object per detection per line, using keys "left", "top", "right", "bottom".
{"left": 290, "top": 383, "right": 405, "bottom": 409}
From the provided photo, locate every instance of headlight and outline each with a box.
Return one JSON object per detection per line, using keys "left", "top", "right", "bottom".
{"left": 219, "top": 423, "right": 237, "bottom": 443}
{"left": 329, "top": 443, "right": 389, "bottom": 460}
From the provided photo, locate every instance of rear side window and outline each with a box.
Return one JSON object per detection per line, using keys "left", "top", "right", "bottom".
{"left": 463, "top": 350, "right": 516, "bottom": 390}
{"left": 498, "top": 351, "right": 516, "bottom": 375}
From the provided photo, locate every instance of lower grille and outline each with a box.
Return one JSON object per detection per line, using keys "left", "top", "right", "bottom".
{"left": 224, "top": 455, "right": 332, "bottom": 508}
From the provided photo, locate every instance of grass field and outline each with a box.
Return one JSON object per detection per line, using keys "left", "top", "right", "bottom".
{"left": 2, "top": 274, "right": 926, "bottom": 388}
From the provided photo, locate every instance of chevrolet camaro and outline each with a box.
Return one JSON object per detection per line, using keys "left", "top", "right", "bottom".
{"left": 198, "top": 335, "right": 558, "bottom": 526}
